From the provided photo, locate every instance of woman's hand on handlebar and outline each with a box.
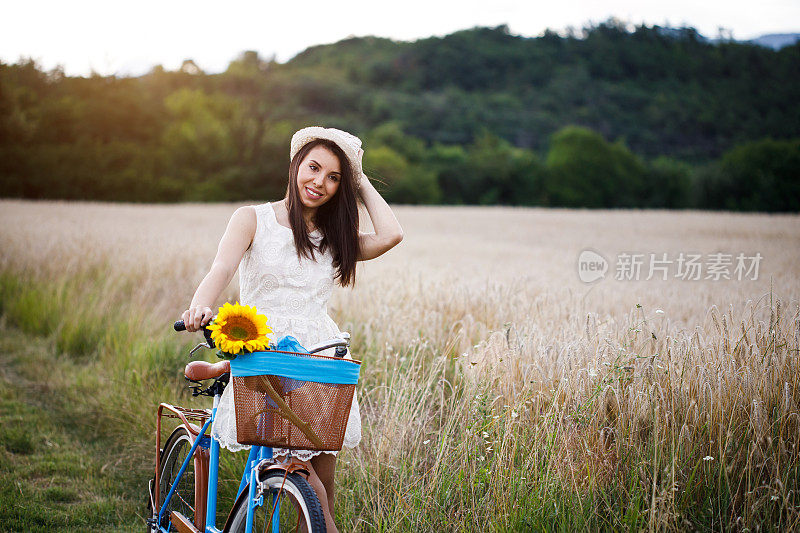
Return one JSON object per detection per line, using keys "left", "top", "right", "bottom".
{"left": 182, "top": 306, "right": 213, "bottom": 332}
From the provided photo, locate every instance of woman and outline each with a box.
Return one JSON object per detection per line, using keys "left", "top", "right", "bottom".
{"left": 181, "top": 126, "right": 403, "bottom": 532}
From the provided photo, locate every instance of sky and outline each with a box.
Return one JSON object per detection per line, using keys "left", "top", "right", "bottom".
{"left": 2, "top": 0, "right": 798, "bottom": 77}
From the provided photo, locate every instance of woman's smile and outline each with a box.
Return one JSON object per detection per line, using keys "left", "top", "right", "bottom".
{"left": 304, "top": 186, "right": 324, "bottom": 200}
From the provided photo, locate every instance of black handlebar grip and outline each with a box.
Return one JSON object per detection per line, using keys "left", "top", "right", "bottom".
{"left": 174, "top": 319, "right": 215, "bottom": 349}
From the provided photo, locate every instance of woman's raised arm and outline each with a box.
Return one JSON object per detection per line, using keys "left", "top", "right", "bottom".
{"left": 182, "top": 206, "right": 256, "bottom": 331}
{"left": 357, "top": 173, "right": 404, "bottom": 261}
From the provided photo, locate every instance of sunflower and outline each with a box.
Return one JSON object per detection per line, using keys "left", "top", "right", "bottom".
{"left": 207, "top": 302, "right": 272, "bottom": 355}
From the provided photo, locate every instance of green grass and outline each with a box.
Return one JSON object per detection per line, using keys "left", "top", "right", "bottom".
{"left": 0, "top": 332, "right": 144, "bottom": 531}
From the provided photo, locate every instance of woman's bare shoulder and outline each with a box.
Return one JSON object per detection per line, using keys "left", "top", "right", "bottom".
{"left": 232, "top": 204, "right": 257, "bottom": 221}
{"left": 227, "top": 205, "right": 257, "bottom": 237}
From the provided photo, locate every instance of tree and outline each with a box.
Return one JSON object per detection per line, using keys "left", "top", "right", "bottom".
{"left": 714, "top": 138, "right": 800, "bottom": 212}
{"left": 544, "top": 126, "right": 646, "bottom": 207}
{"left": 161, "top": 88, "right": 240, "bottom": 198}
{"left": 644, "top": 156, "right": 692, "bottom": 208}
{"left": 464, "top": 131, "right": 545, "bottom": 205}
{"left": 427, "top": 143, "right": 470, "bottom": 204}
{"left": 364, "top": 144, "right": 441, "bottom": 204}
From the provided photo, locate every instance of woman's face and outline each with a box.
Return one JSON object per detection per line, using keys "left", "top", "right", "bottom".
{"left": 296, "top": 145, "right": 342, "bottom": 210}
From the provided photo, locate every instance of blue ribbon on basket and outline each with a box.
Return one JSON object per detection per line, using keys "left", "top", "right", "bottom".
{"left": 229, "top": 335, "right": 360, "bottom": 386}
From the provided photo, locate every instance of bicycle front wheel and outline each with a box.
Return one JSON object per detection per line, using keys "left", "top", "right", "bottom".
{"left": 228, "top": 471, "right": 326, "bottom": 533}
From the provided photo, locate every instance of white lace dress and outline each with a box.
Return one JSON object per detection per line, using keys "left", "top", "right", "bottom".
{"left": 210, "top": 202, "right": 362, "bottom": 460}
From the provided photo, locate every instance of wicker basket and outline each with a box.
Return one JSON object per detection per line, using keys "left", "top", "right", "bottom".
{"left": 230, "top": 350, "right": 361, "bottom": 451}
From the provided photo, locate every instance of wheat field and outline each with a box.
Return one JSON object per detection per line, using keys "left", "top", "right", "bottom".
{"left": 1, "top": 199, "right": 799, "bottom": 531}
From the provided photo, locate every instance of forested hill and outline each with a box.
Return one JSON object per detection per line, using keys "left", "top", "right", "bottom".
{"left": 1, "top": 21, "right": 798, "bottom": 210}
{"left": 282, "top": 23, "right": 800, "bottom": 157}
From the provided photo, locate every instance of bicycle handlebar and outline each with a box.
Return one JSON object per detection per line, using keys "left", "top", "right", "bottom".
{"left": 173, "top": 319, "right": 215, "bottom": 348}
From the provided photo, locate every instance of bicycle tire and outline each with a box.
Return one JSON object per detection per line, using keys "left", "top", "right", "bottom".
{"left": 151, "top": 426, "right": 197, "bottom": 532}
{"left": 227, "top": 471, "right": 326, "bottom": 533}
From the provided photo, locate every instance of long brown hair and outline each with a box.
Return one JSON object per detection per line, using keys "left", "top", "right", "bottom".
{"left": 285, "top": 139, "right": 360, "bottom": 286}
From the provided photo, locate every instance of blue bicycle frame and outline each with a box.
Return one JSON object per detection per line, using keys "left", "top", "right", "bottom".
{"left": 155, "top": 395, "right": 278, "bottom": 533}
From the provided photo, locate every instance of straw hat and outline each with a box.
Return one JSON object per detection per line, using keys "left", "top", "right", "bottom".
{"left": 290, "top": 126, "right": 363, "bottom": 178}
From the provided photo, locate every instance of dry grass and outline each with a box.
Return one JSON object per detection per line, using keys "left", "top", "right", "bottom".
{"left": 1, "top": 199, "right": 799, "bottom": 531}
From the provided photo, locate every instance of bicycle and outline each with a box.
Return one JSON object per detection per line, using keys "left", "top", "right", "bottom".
{"left": 145, "top": 319, "right": 360, "bottom": 533}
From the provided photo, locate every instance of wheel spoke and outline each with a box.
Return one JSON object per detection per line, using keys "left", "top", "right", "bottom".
{"left": 175, "top": 489, "right": 194, "bottom": 514}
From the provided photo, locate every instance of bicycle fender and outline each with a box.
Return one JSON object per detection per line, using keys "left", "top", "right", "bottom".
{"left": 221, "top": 486, "right": 251, "bottom": 533}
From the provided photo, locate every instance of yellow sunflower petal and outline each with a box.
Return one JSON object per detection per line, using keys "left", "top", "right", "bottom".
{"left": 211, "top": 301, "right": 272, "bottom": 355}
{"left": 244, "top": 337, "right": 269, "bottom": 352}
